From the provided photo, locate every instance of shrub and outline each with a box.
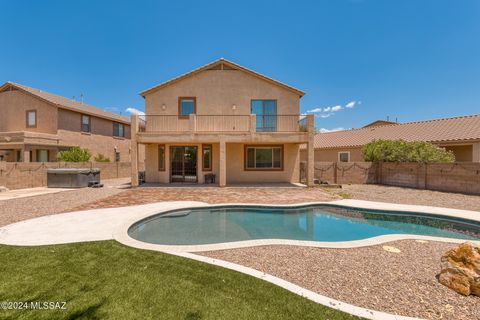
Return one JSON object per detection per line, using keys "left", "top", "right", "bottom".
{"left": 57, "top": 147, "right": 91, "bottom": 162}
{"left": 94, "top": 154, "right": 111, "bottom": 162}
{"left": 362, "top": 139, "right": 455, "bottom": 163}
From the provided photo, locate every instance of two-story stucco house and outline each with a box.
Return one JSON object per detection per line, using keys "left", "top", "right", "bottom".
{"left": 0, "top": 82, "right": 133, "bottom": 162}
{"left": 130, "top": 58, "right": 315, "bottom": 187}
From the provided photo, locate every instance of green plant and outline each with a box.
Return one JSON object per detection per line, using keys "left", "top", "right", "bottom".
{"left": 338, "top": 192, "right": 352, "bottom": 199}
{"left": 57, "top": 147, "right": 91, "bottom": 162}
{"left": 94, "top": 154, "right": 111, "bottom": 162}
{"left": 362, "top": 139, "right": 455, "bottom": 163}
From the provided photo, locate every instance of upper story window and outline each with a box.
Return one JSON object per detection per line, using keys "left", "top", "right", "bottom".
{"left": 26, "top": 110, "right": 37, "bottom": 128}
{"left": 178, "top": 97, "right": 196, "bottom": 118}
{"left": 113, "top": 123, "right": 125, "bottom": 137}
{"left": 81, "top": 115, "right": 91, "bottom": 132}
{"left": 251, "top": 100, "right": 277, "bottom": 132}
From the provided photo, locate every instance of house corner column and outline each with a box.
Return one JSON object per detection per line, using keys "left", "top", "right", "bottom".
{"left": 131, "top": 115, "right": 139, "bottom": 187}
{"left": 23, "top": 146, "right": 30, "bottom": 163}
{"left": 473, "top": 142, "right": 480, "bottom": 163}
{"left": 219, "top": 138, "right": 226, "bottom": 187}
{"left": 306, "top": 115, "right": 315, "bottom": 187}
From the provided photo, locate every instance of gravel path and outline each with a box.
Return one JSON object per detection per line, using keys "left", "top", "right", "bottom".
{"left": 200, "top": 240, "right": 479, "bottom": 320}
{"left": 324, "top": 184, "right": 480, "bottom": 212}
{"left": 0, "top": 179, "right": 129, "bottom": 227}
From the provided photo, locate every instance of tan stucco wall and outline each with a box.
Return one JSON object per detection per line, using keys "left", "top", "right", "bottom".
{"left": 301, "top": 147, "right": 364, "bottom": 162}
{"left": 441, "top": 144, "right": 473, "bottom": 162}
{"left": 144, "top": 143, "right": 299, "bottom": 184}
{"left": 58, "top": 109, "right": 131, "bottom": 139}
{"left": 145, "top": 69, "right": 300, "bottom": 116}
{"left": 57, "top": 130, "right": 132, "bottom": 162}
{"left": 0, "top": 90, "right": 58, "bottom": 134}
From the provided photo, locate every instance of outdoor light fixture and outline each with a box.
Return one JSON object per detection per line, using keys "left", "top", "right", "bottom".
{"left": 232, "top": 104, "right": 237, "bottom": 110}
{"left": 161, "top": 104, "right": 166, "bottom": 110}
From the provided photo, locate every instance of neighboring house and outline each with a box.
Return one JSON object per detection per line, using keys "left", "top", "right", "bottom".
{"left": 301, "top": 114, "right": 480, "bottom": 163}
{"left": 0, "top": 82, "right": 133, "bottom": 162}
{"left": 130, "top": 58, "right": 315, "bottom": 187}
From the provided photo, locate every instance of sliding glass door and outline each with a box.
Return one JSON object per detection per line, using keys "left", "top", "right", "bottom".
{"left": 170, "top": 146, "right": 198, "bottom": 183}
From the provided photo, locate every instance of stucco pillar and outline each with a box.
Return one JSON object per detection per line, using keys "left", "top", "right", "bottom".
{"left": 306, "top": 115, "right": 315, "bottom": 187}
{"left": 189, "top": 114, "right": 197, "bottom": 132}
{"left": 219, "top": 137, "right": 226, "bottom": 187}
{"left": 23, "top": 147, "right": 30, "bottom": 163}
{"left": 131, "top": 115, "right": 139, "bottom": 187}
{"left": 473, "top": 142, "right": 480, "bottom": 163}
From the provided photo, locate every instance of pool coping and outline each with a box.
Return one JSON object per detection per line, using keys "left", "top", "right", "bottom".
{"left": 114, "top": 200, "right": 480, "bottom": 253}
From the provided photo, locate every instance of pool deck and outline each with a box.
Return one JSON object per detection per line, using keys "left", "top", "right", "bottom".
{"left": 1, "top": 199, "right": 479, "bottom": 320}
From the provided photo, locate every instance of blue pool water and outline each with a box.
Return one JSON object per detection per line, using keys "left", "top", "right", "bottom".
{"left": 128, "top": 205, "right": 480, "bottom": 245}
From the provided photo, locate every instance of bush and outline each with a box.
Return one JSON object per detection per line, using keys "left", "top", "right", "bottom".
{"left": 94, "top": 154, "right": 111, "bottom": 162}
{"left": 362, "top": 140, "right": 455, "bottom": 163}
{"left": 57, "top": 147, "right": 91, "bottom": 162}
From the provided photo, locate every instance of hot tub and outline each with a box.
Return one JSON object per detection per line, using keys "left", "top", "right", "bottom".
{"left": 47, "top": 168, "right": 100, "bottom": 188}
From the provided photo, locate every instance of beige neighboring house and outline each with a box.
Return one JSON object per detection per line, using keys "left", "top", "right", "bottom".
{"left": 0, "top": 82, "right": 133, "bottom": 163}
{"left": 130, "top": 58, "right": 315, "bottom": 187}
{"left": 301, "top": 114, "right": 480, "bottom": 163}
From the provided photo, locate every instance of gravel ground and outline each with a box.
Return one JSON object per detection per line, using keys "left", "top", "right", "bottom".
{"left": 71, "top": 187, "right": 338, "bottom": 211}
{"left": 200, "top": 240, "right": 480, "bottom": 320}
{"left": 0, "top": 179, "right": 129, "bottom": 227}
{"left": 324, "top": 184, "right": 480, "bottom": 212}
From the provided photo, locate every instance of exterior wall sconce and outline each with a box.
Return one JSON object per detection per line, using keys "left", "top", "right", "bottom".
{"left": 161, "top": 104, "right": 166, "bottom": 110}
{"left": 232, "top": 104, "right": 237, "bottom": 110}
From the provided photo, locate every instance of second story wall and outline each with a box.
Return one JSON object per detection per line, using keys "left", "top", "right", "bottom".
{"left": 145, "top": 69, "right": 301, "bottom": 116}
{"left": 0, "top": 89, "right": 58, "bottom": 134}
{"left": 57, "top": 109, "right": 131, "bottom": 139}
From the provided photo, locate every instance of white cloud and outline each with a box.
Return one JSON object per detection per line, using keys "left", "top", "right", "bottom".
{"left": 126, "top": 107, "right": 145, "bottom": 116}
{"left": 345, "top": 101, "right": 356, "bottom": 108}
{"left": 318, "top": 114, "right": 333, "bottom": 118}
{"left": 318, "top": 127, "right": 345, "bottom": 133}
{"left": 331, "top": 105, "right": 342, "bottom": 112}
{"left": 323, "top": 107, "right": 331, "bottom": 112}
{"left": 307, "top": 107, "right": 323, "bottom": 113}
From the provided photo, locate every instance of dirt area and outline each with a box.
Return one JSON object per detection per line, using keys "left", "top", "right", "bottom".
{"left": 70, "top": 186, "right": 338, "bottom": 211}
{"left": 200, "top": 240, "right": 479, "bottom": 320}
{"left": 323, "top": 184, "right": 480, "bottom": 212}
{"left": 0, "top": 178, "right": 129, "bottom": 227}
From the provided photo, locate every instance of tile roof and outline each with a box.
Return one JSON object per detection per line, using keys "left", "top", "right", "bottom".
{"left": 0, "top": 82, "right": 130, "bottom": 124}
{"left": 314, "top": 114, "right": 480, "bottom": 149}
{"left": 140, "top": 58, "right": 305, "bottom": 97}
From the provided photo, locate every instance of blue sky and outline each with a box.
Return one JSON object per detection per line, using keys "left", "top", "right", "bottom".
{"left": 1, "top": 0, "right": 479, "bottom": 131}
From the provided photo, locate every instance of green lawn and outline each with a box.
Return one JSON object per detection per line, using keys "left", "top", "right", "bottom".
{"left": 0, "top": 241, "right": 361, "bottom": 320}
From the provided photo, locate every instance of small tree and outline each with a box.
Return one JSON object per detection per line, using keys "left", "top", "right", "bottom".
{"left": 94, "top": 154, "right": 111, "bottom": 162}
{"left": 57, "top": 147, "right": 91, "bottom": 162}
{"left": 362, "top": 140, "right": 455, "bottom": 163}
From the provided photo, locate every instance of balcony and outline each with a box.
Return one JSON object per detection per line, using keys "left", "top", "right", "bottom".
{"left": 139, "top": 114, "right": 309, "bottom": 133}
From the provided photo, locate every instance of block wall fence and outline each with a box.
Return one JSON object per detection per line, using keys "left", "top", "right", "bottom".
{"left": 0, "top": 162, "right": 145, "bottom": 190}
{"left": 301, "top": 161, "right": 480, "bottom": 196}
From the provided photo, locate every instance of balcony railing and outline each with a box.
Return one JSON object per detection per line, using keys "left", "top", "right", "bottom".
{"left": 138, "top": 114, "right": 309, "bottom": 133}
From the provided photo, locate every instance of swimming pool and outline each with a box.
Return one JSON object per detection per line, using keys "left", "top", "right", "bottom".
{"left": 128, "top": 205, "right": 480, "bottom": 245}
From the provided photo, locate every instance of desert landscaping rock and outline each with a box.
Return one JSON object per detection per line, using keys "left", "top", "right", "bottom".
{"left": 200, "top": 240, "right": 480, "bottom": 320}
{"left": 439, "top": 242, "right": 480, "bottom": 296}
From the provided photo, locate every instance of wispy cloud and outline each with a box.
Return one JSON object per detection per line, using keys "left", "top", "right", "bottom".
{"left": 345, "top": 100, "right": 361, "bottom": 108}
{"left": 307, "top": 100, "right": 360, "bottom": 119}
{"left": 318, "top": 127, "right": 345, "bottom": 133}
{"left": 126, "top": 107, "right": 145, "bottom": 116}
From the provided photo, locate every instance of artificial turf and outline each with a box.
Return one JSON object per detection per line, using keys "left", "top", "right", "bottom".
{"left": 0, "top": 241, "right": 362, "bottom": 320}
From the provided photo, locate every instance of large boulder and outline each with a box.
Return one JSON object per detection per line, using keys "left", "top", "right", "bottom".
{"left": 438, "top": 242, "right": 480, "bottom": 296}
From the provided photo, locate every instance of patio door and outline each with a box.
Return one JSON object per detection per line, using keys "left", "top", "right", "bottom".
{"left": 170, "top": 146, "right": 198, "bottom": 183}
